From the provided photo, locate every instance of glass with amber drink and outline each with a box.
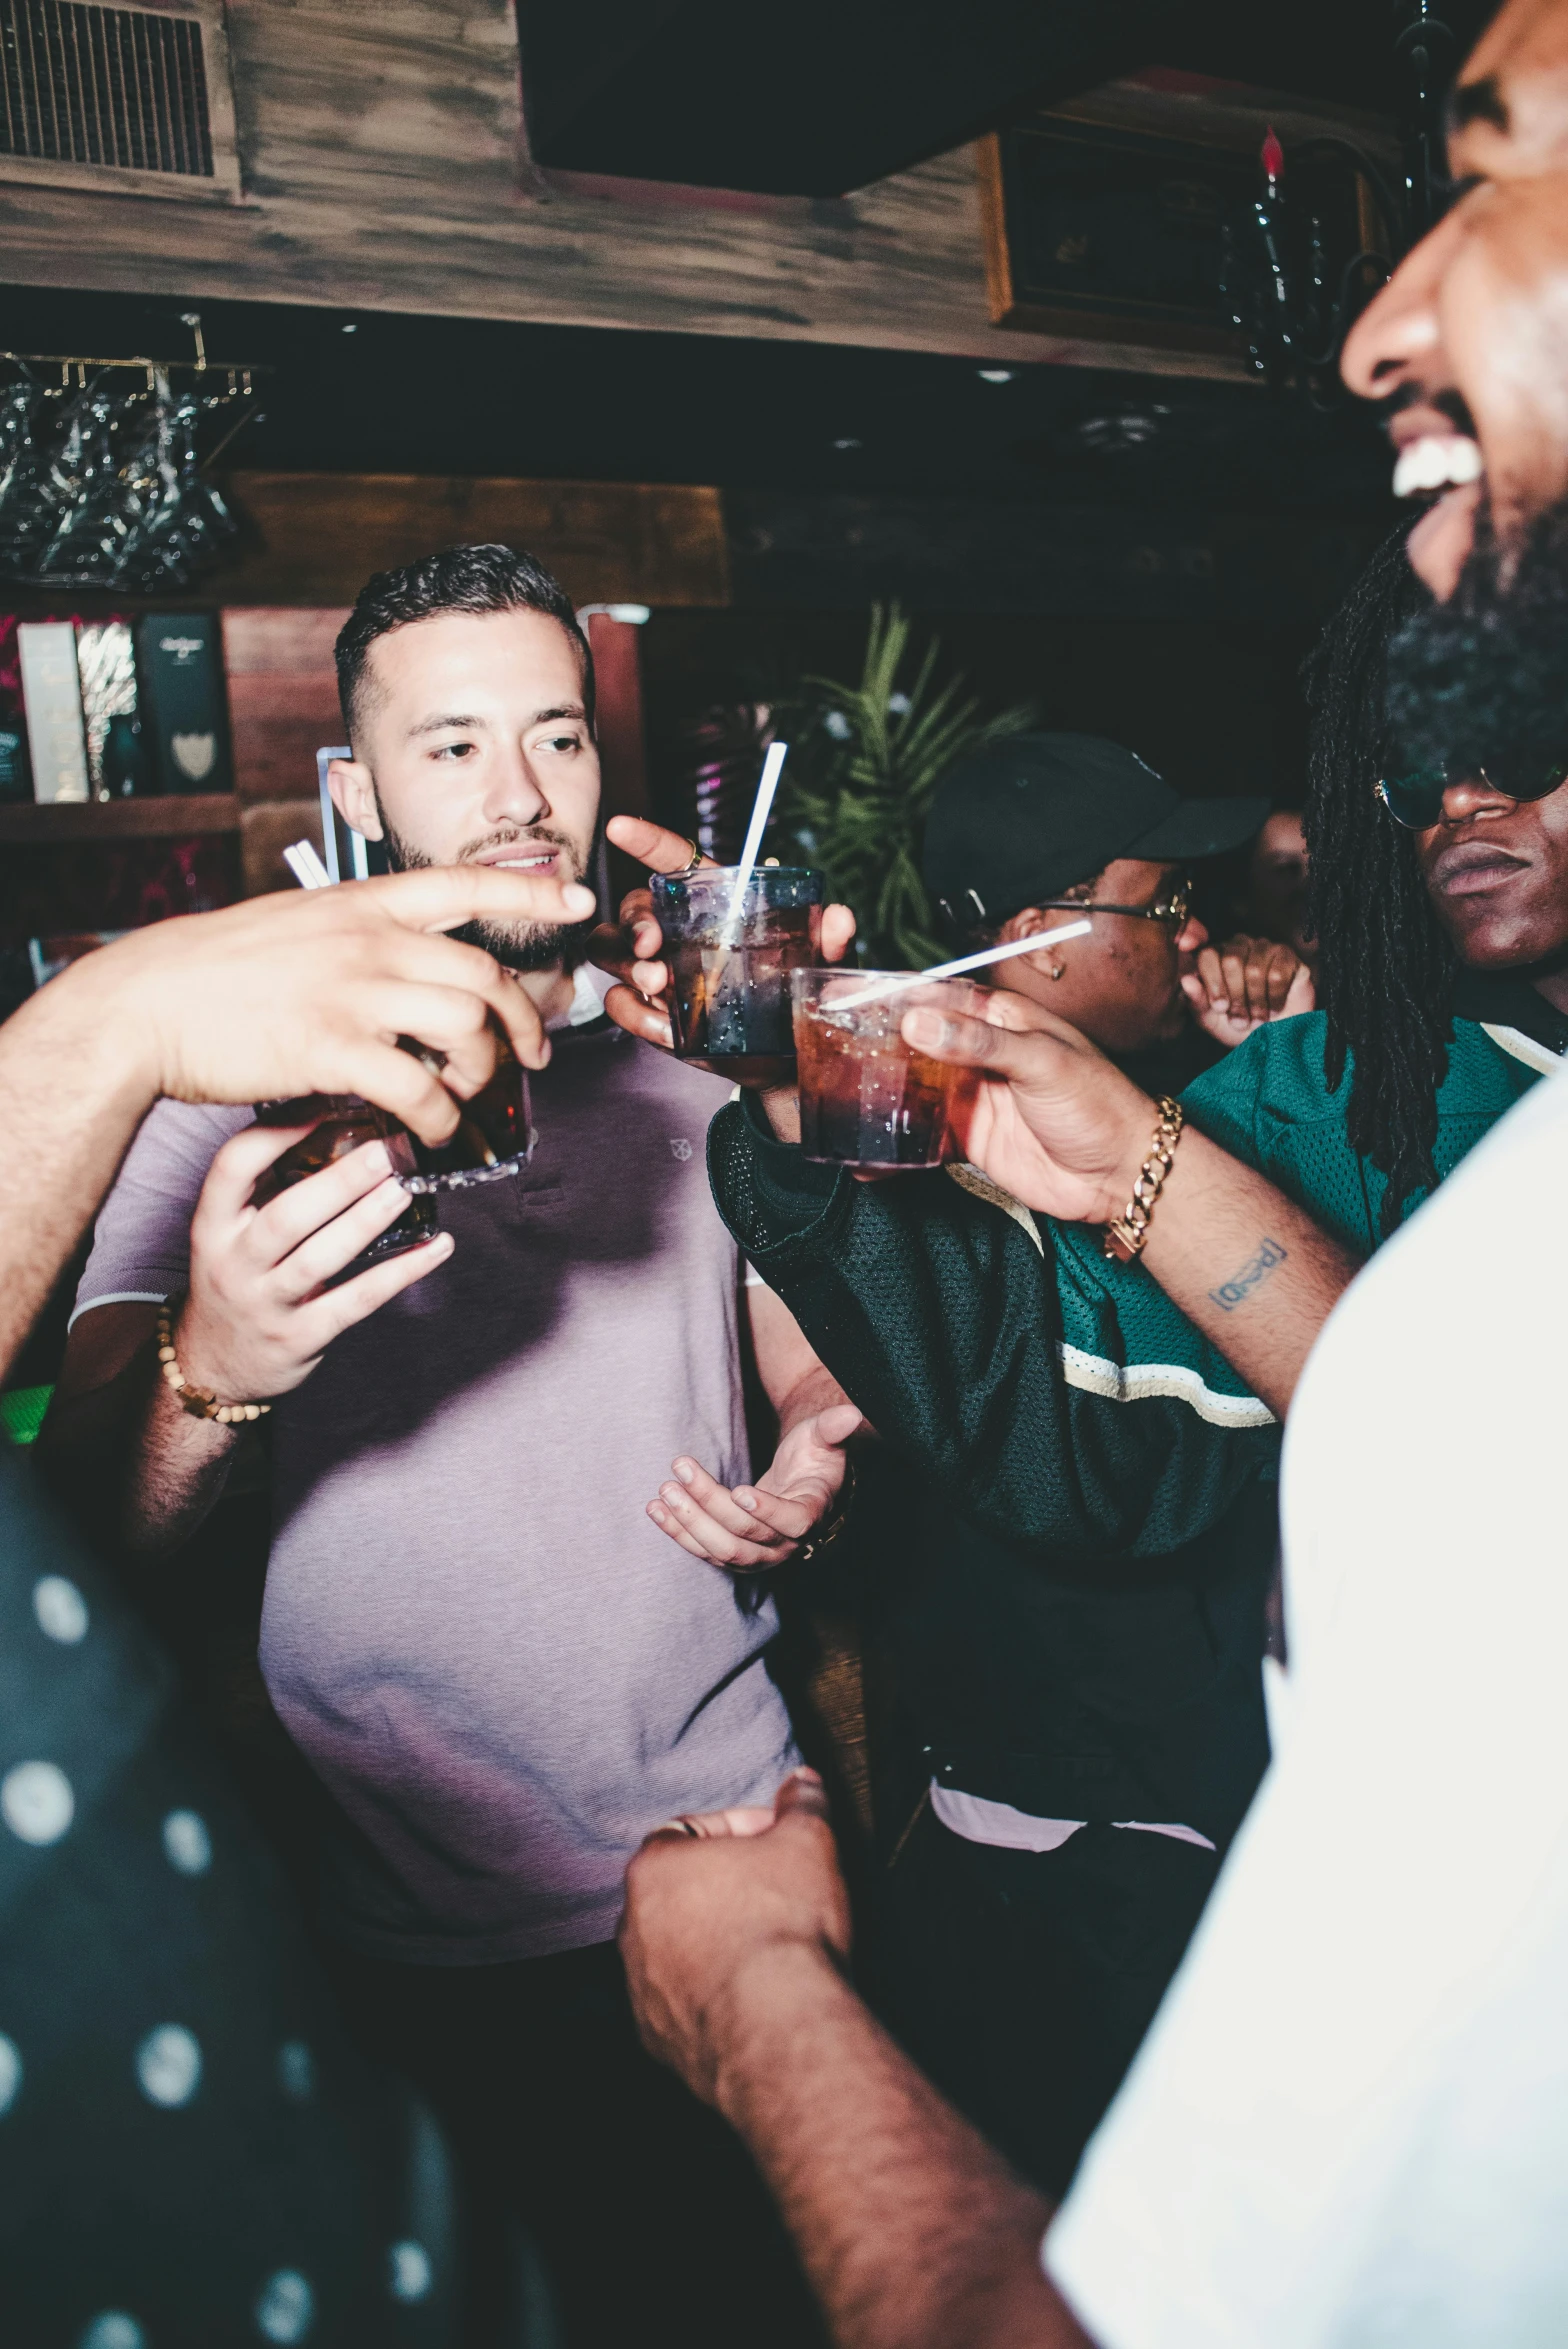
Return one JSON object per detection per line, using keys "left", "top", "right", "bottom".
{"left": 253, "top": 1036, "right": 534, "bottom": 1278}
{"left": 791, "top": 970, "right": 986, "bottom": 1168}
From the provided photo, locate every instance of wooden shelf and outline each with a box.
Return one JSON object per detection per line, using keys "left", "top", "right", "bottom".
{"left": 0, "top": 795, "right": 241, "bottom": 843}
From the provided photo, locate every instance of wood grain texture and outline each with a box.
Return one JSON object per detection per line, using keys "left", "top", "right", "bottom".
{"left": 0, "top": 0, "right": 1252, "bottom": 378}
{"left": 208, "top": 475, "right": 730, "bottom": 608}
{"left": 222, "top": 604, "right": 347, "bottom": 803}
{"left": 585, "top": 612, "right": 649, "bottom": 823}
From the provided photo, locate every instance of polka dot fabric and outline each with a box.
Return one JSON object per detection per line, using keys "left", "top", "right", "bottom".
{"left": 0, "top": 1446, "right": 458, "bottom": 2345}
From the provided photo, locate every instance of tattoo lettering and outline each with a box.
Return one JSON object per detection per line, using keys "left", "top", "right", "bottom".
{"left": 1208, "top": 1235, "right": 1287, "bottom": 1312}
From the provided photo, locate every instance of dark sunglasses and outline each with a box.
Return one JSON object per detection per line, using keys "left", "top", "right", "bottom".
{"left": 1375, "top": 761, "right": 1568, "bottom": 830}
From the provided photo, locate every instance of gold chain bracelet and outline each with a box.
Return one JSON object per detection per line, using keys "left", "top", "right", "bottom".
{"left": 1103, "top": 1097, "right": 1185, "bottom": 1263}
{"left": 156, "top": 1299, "right": 272, "bottom": 1425}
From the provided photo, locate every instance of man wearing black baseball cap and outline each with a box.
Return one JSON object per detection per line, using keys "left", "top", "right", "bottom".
{"left": 924, "top": 734, "right": 1312, "bottom": 1084}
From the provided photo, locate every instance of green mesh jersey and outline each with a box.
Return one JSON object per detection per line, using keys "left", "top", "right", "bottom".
{"left": 1181, "top": 1008, "right": 1542, "bottom": 1250}
{"left": 706, "top": 1014, "right": 1546, "bottom": 1845}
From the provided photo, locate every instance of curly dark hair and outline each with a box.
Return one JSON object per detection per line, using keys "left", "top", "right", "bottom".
{"left": 1302, "top": 528, "right": 1456, "bottom": 1236}
{"left": 334, "top": 542, "right": 593, "bottom": 746}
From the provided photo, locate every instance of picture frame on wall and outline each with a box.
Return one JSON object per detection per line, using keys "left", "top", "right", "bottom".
{"left": 976, "top": 111, "right": 1374, "bottom": 362}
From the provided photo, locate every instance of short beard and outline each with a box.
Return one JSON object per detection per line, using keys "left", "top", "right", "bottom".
{"left": 1384, "top": 493, "right": 1568, "bottom": 780}
{"left": 377, "top": 807, "right": 598, "bottom": 974}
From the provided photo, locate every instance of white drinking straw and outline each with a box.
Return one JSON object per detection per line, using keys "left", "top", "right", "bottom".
{"left": 284, "top": 838, "right": 334, "bottom": 890}
{"left": 721, "top": 739, "right": 789, "bottom": 944}
{"left": 833, "top": 917, "right": 1094, "bottom": 1011}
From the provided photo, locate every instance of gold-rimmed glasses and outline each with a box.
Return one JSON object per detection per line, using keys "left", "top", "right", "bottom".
{"left": 1032, "top": 878, "right": 1194, "bottom": 930}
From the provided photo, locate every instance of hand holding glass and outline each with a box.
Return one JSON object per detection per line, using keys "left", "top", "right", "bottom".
{"left": 254, "top": 1034, "right": 533, "bottom": 1279}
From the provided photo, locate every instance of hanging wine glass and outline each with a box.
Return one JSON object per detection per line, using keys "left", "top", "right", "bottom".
{"left": 110, "top": 372, "right": 190, "bottom": 591}
{"left": 0, "top": 370, "right": 70, "bottom": 577}
{"left": 36, "top": 378, "right": 133, "bottom": 586}
{"left": 0, "top": 312, "right": 266, "bottom": 586}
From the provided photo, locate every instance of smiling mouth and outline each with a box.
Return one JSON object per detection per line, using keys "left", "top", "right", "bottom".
{"left": 473, "top": 842, "right": 560, "bottom": 873}
{"left": 1392, "top": 434, "right": 1485, "bottom": 501}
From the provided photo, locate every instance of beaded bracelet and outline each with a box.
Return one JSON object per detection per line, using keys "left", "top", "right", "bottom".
{"left": 156, "top": 1299, "right": 272, "bottom": 1425}
{"left": 1103, "top": 1097, "right": 1185, "bottom": 1263}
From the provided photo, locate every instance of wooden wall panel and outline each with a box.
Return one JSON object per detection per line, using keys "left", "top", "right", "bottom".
{"left": 0, "top": 0, "right": 1252, "bottom": 378}
{"left": 222, "top": 606, "right": 349, "bottom": 806}
{"left": 210, "top": 476, "right": 730, "bottom": 609}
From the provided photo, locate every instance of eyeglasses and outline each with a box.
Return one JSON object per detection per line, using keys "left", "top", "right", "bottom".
{"left": 1375, "top": 762, "right": 1568, "bottom": 830}
{"left": 1034, "top": 879, "right": 1194, "bottom": 930}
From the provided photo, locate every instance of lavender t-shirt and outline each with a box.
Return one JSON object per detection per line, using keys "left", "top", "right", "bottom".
{"left": 75, "top": 1020, "right": 799, "bottom": 1963}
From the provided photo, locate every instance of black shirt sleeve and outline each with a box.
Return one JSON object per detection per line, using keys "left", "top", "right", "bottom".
{"left": 708, "top": 1095, "right": 1279, "bottom": 1564}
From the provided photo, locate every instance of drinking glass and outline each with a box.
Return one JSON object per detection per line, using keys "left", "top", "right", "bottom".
{"left": 791, "top": 971, "right": 988, "bottom": 1168}
{"left": 651, "top": 865, "right": 823, "bottom": 1082}
{"left": 253, "top": 1042, "right": 535, "bottom": 1280}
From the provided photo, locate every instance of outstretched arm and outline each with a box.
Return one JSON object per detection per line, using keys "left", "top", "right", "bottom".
{"left": 620, "top": 1776, "right": 1093, "bottom": 2349}
{"left": 902, "top": 1000, "right": 1359, "bottom": 1420}
{"left": 1, "top": 863, "right": 591, "bottom": 1389}
{"left": 707, "top": 1089, "right": 1276, "bottom": 1558}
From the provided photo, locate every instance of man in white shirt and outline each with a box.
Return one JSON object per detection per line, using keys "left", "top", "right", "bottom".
{"left": 611, "top": 3, "right": 1568, "bottom": 2341}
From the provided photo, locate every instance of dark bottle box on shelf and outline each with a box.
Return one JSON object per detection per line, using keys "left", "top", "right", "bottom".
{"left": 134, "top": 613, "right": 232, "bottom": 796}
{"left": 0, "top": 724, "right": 31, "bottom": 803}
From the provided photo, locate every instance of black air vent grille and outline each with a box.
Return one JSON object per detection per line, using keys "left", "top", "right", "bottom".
{"left": 0, "top": 0, "right": 214, "bottom": 177}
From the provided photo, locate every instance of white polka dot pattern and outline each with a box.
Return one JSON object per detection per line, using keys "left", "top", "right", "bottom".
{"left": 0, "top": 2032, "right": 20, "bottom": 2116}
{"left": 33, "top": 1575, "right": 89, "bottom": 1643}
{"left": 388, "top": 2239, "right": 432, "bottom": 2302}
{"left": 78, "top": 2316, "right": 145, "bottom": 2349}
{"left": 254, "top": 2268, "right": 314, "bottom": 2342}
{"left": 136, "top": 2024, "right": 202, "bottom": 2108}
{"left": 1, "top": 1760, "right": 74, "bottom": 1846}
{"left": 276, "top": 2040, "right": 314, "bottom": 2102}
{"left": 161, "top": 1810, "right": 212, "bottom": 1876}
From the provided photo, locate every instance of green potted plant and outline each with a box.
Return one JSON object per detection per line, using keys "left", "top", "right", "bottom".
{"left": 771, "top": 603, "right": 1035, "bottom": 969}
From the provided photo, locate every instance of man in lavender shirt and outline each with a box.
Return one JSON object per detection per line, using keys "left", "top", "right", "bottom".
{"left": 44, "top": 545, "right": 856, "bottom": 2348}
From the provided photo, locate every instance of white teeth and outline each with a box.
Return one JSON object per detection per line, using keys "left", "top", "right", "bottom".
{"left": 1393, "top": 435, "right": 1485, "bottom": 499}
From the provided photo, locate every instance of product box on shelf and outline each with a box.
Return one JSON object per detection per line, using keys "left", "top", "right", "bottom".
{"left": 0, "top": 722, "right": 30, "bottom": 802}
{"left": 17, "top": 622, "right": 89, "bottom": 804}
{"left": 134, "top": 613, "right": 231, "bottom": 796}
{"left": 76, "top": 621, "right": 142, "bottom": 798}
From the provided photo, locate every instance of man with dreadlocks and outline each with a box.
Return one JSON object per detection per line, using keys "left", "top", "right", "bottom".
{"left": 1303, "top": 524, "right": 1568, "bottom": 1231}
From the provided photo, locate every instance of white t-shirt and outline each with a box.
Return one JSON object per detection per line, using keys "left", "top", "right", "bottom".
{"left": 1045, "top": 1058, "right": 1568, "bottom": 2348}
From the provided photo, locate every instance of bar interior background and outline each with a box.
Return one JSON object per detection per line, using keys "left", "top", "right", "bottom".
{"left": 0, "top": 0, "right": 1487, "bottom": 1395}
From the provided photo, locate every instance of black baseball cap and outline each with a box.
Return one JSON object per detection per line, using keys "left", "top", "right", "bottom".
{"left": 923, "top": 732, "right": 1269, "bottom": 932}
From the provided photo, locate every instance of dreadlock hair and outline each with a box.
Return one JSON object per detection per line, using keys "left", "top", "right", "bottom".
{"left": 1302, "top": 527, "right": 1456, "bottom": 1237}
